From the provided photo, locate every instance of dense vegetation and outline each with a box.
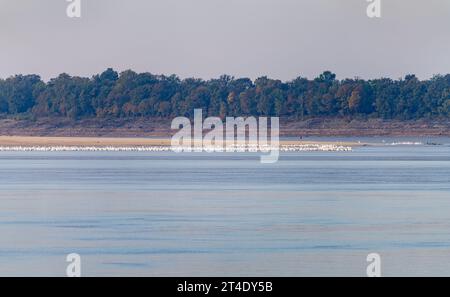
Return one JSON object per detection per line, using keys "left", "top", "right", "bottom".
{"left": 0, "top": 69, "right": 449, "bottom": 120}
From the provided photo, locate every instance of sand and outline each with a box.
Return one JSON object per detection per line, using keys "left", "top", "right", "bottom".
{"left": 0, "top": 136, "right": 363, "bottom": 147}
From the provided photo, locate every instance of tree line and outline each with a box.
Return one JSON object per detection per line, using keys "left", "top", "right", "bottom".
{"left": 0, "top": 69, "right": 449, "bottom": 120}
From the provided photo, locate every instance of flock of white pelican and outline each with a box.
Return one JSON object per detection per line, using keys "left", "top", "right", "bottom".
{"left": 0, "top": 144, "right": 352, "bottom": 152}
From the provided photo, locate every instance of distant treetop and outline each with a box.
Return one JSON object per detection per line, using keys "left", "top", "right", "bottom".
{"left": 0, "top": 69, "right": 449, "bottom": 120}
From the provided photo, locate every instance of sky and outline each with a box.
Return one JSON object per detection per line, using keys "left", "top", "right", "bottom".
{"left": 0, "top": 0, "right": 449, "bottom": 81}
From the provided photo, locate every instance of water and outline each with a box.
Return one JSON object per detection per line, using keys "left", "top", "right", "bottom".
{"left": 0, "top": 138, "right": 450, "bottom": 276}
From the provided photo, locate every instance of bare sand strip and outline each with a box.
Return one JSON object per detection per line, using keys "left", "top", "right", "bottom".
{"left": 0, "top": 136, "right": 363, "bottom": 147}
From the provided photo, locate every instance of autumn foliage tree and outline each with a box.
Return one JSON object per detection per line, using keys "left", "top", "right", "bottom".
{"left": 0, "top": 69, "right": 449, "bottom": 120}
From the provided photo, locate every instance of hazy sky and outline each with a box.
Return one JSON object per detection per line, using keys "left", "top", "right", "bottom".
{"left": 1, "top": 0, "right": 449, "bottom": 81}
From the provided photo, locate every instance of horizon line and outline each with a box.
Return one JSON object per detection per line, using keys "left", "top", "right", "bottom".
{"left": 1, "top": 69, "right": 449, "bottom": 83}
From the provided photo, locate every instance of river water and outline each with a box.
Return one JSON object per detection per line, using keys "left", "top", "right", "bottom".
{"left": 0, "top": 137, "right": 449, "bottom": 276}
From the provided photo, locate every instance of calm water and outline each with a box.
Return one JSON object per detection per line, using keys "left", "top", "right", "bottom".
{"left": 0, "top": 138, "right": 450, "bottom": 276}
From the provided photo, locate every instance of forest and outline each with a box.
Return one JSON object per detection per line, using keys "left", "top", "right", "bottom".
{"left": 0, "top": 69, "right": 449, "bottom": 120}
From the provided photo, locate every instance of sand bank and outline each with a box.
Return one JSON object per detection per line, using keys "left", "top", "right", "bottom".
{"left": 0, "top": 136, "right": 362, "bottom": 148}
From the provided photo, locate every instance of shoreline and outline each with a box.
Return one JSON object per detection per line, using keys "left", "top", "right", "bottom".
{"left": 0, "top": 136, "right": 362, "bottom": 148}
{"left": 1, "top": 118, "right": 449, "bottom": 138}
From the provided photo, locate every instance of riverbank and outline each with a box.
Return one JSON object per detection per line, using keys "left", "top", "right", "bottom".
{"left": 0, "top": 136, "right": 359, "bottom": 148}
{"left": 0, "top": 117, "right": 449, "bottom": 137}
